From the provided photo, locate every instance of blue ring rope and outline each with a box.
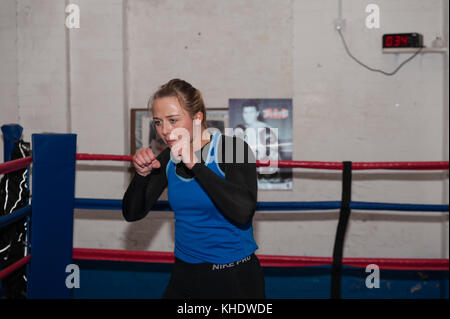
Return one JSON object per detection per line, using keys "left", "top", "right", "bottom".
{"left": 0, "top": 205, "right": 32, "bottom": 229}
{"left": 1, "top": 200, "right": 447, "bottom": 230}
{"left": 73, "top": 198, "right": 449, "bottom": 212}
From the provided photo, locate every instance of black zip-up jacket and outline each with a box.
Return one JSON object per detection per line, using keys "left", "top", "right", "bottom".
{"left": 122, "top": 134, "right": 257, "bottom": 225}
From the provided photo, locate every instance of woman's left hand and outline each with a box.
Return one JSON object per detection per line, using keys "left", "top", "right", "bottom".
{"left": 171, "top": 137, "right": 199, "bottom": 170}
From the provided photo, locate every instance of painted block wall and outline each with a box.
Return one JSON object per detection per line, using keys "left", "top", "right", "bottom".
{"left": 0, "top": 0, "right": 448, "bottom": 259}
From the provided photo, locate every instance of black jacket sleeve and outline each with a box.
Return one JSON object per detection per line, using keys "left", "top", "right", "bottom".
{"left": 122, "top": 147, "right": 170, "bottom": 222}
{"left": 190, "top": 135, "right": 257, "bottom": 225}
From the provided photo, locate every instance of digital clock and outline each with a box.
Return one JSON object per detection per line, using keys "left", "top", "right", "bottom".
{"left": 382, "top": 33, "right": 423, "bottom": 48}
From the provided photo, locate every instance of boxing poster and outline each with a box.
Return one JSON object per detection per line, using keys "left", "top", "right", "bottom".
{"left": 228, "top": 99, "right": 293, "bottom": 190}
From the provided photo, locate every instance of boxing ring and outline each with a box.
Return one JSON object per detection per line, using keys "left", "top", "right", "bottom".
{"left": 0, "top": 126, "right": 448, "bottom": 299}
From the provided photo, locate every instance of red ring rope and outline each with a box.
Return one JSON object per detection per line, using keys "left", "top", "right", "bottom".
{"left": 76, "top": 154, "right": 133, "bottom": 162}
{"left": 0, "top": 249, "right": 446, "bottom": 282}
{"left": 75, "top": 153, "right": 450, "bottom": 170}
{"left": 0, "top": 255, "right": 31, "bottom": 281}
{"left": 1, "top": 154, "right": 447, "bottom": 173}
{"left": 0, "top": 156, "right": 32, "bottom": 175}
{"left": 72, "top": 248, "right": 449, "bottom": 271}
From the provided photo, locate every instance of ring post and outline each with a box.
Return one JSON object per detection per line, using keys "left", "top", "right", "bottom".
{"left": 27, "top": 133, "right": 77, "bottom": 299}
{"left": 1, "top": 124, "right": 23, "bottom": 162}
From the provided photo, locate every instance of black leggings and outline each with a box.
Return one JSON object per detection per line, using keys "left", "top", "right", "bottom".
{"left": 162, "top": 254, "right": 266, "bottom": 299}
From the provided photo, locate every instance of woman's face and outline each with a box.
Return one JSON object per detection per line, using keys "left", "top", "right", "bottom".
{"left": 152, "top": 96, "right": 201, "bottom": 147}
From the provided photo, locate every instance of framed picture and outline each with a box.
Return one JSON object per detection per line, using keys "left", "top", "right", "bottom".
{"left": 205, "top": 107, "right": 229, "bottom": 134}
{"left": 130, "top": 107, "right": 229, "bottom": 157}
{"left": 229, "top": 99, "right": 293, "bottom": 190}
{"left": 131, "top": 108, "right": 150, "bottom": 155}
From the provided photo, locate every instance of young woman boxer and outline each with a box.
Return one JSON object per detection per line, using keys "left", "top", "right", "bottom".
{"left": 122, "top": 79, "right": 265, "bottom": 299}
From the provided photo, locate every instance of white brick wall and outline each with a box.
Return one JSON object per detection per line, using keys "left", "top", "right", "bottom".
{"left": 1, "top": 0, "right": 448, "bottom": 259}
{"left": 16, "top": 0, "right": 68, "bottom": 139}
{"left": 0, "top": 0, "right": 19, "bottom": 162}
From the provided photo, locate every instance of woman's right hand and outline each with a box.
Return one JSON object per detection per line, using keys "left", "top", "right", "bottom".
{"left": 132, "top": 148, "right": 161, "bottom": 177}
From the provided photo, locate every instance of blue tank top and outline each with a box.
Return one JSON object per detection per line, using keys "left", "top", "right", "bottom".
{"left": 165, "top": 132, "right": 258, "bottom": 264}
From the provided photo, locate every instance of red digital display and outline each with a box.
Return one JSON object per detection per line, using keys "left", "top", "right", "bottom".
{"left": 382, "top": 33, "right": 423, "bottom": 49}
{"left": 384, "top": 35, "right": 408, "bottom": 47}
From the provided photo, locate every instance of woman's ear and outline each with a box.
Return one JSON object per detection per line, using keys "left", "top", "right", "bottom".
{"left": 194, "top": 111, "right": 203, "bottom": 122}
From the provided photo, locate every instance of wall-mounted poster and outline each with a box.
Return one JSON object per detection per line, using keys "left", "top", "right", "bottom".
{"left": 228, "top": 99, "right": 293, "bottom": 190}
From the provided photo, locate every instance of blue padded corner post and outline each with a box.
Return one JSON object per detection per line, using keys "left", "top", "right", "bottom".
{"left": 27, "top": 133, "right": 77, "bottom": 299}
{"left": 1, "top": 124, "right": 23, "bottom": 162}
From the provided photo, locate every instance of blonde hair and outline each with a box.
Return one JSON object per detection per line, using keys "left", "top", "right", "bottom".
{"left": 149, "top": 79, "right": 207, "bottom": 129}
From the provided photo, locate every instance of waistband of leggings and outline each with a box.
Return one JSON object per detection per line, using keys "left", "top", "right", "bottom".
{"left": 174, "top": 254, "right": 256, "bottom": 271}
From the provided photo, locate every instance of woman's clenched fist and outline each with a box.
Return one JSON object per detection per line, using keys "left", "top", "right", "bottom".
{"left": 132, "top": 148, "right": 161, "bottom": 177}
